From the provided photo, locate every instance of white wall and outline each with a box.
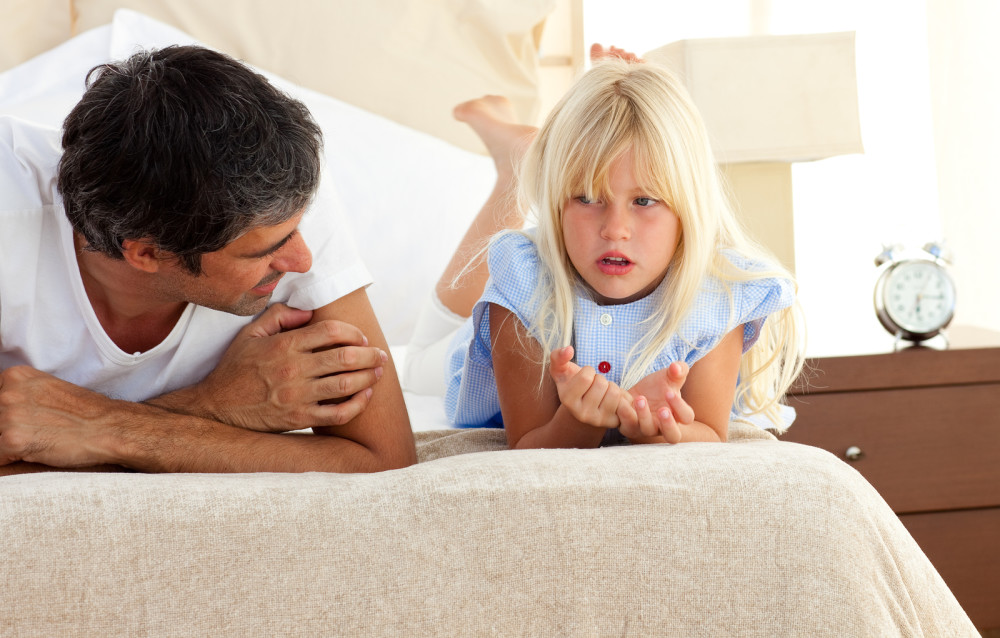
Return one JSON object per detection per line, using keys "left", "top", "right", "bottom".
{"left": 583, "top": 0, "right": 946, "bottom": 356}
{"left": 927, "top": 0, "right": 1000, "bottom": 333}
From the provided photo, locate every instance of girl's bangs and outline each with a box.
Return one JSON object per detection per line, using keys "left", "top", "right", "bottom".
{"left": 558, "top": 132, "right": 637, "bottom": 205}
{"left": 627, "top": 121, "right": 676, "bottom": 206}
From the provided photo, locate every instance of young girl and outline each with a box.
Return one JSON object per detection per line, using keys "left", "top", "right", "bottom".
{"left": 404, "top": 54, "right": 805, "bottom": 449}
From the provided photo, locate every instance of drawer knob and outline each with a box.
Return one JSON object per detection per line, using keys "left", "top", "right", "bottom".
{"left": 845, "top": 446, "right": 864, "bottom": 462}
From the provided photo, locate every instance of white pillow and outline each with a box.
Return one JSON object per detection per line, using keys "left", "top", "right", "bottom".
{"left": 71, "top": 0, "right": 554, "bottom": 155}
{"left": 0, "top": 9, "right": 496, "bottom": 346}
{"left": 0, "top": 25, "right": 109, "bottom": 126}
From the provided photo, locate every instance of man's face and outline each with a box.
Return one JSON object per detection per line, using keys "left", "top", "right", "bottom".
{"left": 157, "top": 212, "right": 312, "bottom": 316}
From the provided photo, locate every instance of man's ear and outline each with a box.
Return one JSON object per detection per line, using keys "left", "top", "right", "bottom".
{"left": 121, "top": 238, "right": 164, "bottom": 273}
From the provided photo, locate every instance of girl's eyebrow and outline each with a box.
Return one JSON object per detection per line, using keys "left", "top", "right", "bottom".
{"left": 240, "top": 229, "right": 299, "bottom": 259}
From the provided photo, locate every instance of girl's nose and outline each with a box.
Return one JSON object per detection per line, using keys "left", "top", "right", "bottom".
{"left": 600, "top": 204, "right": 631, "bottom": 241}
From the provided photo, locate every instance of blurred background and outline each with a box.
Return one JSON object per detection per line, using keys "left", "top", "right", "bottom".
{"left": 543, "top": 0, "right": 998, "bottom": 356}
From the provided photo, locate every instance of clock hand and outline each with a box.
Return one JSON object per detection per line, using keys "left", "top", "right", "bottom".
{"left": 912, "top": 269, "right": 934, "bottom": 317}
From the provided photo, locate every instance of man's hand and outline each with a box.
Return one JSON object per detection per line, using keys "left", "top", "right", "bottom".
{"left": 154, "top": 303, "right": 388, "bottom": 432}
{"left": 0, "top": 362, "right": 398, "bottom": 474}
{"left": 1, "top": 292, "right": 415, "bottom": 475}
{"left": 0, "top": 366, "right": 125, "bottom": 468}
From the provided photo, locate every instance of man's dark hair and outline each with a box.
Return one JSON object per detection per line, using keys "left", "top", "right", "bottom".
{"left": 58, "top": 45, "right": 323, "bottom": 274}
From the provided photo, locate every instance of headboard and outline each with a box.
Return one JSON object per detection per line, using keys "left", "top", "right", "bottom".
{"left": 0, "top": 0, "right": 574, "bottom": 155}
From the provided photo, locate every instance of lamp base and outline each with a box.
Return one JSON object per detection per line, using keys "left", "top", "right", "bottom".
{"left": 719, "top": 161, "right": 795, "bottom": 273}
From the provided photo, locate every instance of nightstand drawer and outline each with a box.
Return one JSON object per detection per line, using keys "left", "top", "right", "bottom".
{"left": 784, "top": 383, "right": 1000, "bottom": 513}
{"left": 901, "top": 507, "right": 1000, "bottom": 630}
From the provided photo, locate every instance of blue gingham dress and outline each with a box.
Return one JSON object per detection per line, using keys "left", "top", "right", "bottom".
{"left": 443, "top": 231, "right": 794, "bottom": 429}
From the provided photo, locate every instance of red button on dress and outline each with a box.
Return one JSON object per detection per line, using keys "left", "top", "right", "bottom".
{"left": 598, "top": 361, "right": 611, "bottom": 374}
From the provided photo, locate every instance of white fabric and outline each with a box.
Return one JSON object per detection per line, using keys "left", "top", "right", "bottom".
{"left": 0, "top": 117, "right": 368, "bottom": 401}
{"left": 0, "top": 10, "right": 498, "bottom": 346}
{"left": 401, "top": 293, "right": 466, "bottom": 397}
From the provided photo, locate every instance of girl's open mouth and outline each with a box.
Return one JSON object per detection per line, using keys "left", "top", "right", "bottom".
{"left": 597, "top": 254, "right": 633, "bottom": 275}
{"left": 601, "top": 256, "right": 630, "bottom": 266}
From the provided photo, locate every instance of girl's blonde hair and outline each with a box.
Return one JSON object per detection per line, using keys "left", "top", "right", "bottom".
{"left": 514, "top": 58, "right": 805, "bottom": 430}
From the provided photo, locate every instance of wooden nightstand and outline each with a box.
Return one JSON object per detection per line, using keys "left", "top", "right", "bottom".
{"left": 782, "top": 340, "right": 1000, "bottom": 631}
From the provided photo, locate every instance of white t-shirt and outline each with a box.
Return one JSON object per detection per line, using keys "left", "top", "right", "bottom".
{"left": 0, "top": 115, "right": 372, "bottom": 402}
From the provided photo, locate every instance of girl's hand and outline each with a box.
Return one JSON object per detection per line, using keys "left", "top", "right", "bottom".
{"left": 625, "top": 362, "right": 694, "bottom": 443}
{"left": 548, "top": 346, "right": 625, "bottom": 429}
{"left": 617, "top": 394, "right": 674, "bottom": 443}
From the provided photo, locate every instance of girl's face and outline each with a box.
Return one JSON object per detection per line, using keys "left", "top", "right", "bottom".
{"left": 562, "top": 149, "right": 680, "bottom": 305}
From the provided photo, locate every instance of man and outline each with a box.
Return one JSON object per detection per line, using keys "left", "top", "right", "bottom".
{"left": 0, "top": 46, "right": 417, "bottom": 474}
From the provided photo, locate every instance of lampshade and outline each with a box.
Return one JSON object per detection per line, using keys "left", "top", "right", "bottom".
{"left": 645, "top": 31, "right": 864, "bottom": 164}
{"left": 644, "top": 32, "right": 864, "bottom": 272}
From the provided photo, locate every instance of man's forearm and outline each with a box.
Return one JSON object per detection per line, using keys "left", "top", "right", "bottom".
{"left": 0, "top": 366, "right": 411, "bottom": 474}
{"left": 110, "top": 402, "right": 405, "bottom": 473}
{"left": 145, "top": 385, "right": 213, "bottom": 419}
{"left": 3, "top": 402, "right": 406, "bottom": 475}
{"left": 0, "top": 462, "right": 129, "bottom": 477}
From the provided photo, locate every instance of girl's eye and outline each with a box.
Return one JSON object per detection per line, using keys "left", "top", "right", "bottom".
{"left": 635, "top": 197, "right": 657, "bottom": 207}
{"left": 576, "top": 195, "right": 598, "bottom": 205}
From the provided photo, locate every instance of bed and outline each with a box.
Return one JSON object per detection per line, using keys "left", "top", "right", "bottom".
{"left": 0, "top": 3, "right": 978, "bottom": 636}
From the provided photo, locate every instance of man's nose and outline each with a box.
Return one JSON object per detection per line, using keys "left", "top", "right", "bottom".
{"left": 271, "top": 232, "right": 312, "bottom": 273}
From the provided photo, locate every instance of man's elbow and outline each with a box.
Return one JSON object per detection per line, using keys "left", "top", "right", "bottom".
{"left": 368, "top": 435, "right": 418, "bottom": 472}
{"left": 311, "top": 427, "right": 417, "bottom": 473}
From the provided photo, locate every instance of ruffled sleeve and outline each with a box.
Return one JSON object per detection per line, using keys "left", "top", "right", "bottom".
{"left": 735, "top": 274, "right": 795, "bottom": 351}
{"left": 673, "top": 252, "right": 795, "bottom": 365}
{"left": 725, "top": 251, "right": 795, "bottom": 352}
{"left": 471, "top": 230, "right": 548, "bottom": 348}
{"left": 443, "top": 230, "right": 547, "bottom": 427}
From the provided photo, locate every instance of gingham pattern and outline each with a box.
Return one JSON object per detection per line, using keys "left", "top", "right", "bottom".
{"left": 444, "top": 231, "right": 794, "bottom": 428}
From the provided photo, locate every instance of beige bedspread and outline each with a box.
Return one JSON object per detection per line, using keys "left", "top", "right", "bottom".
{"left": 1, "top": 426, "right": 977, "bottom": 637}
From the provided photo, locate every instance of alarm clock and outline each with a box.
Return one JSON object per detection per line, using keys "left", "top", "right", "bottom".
{"left": 873, "top": 243, "right": 956, "bottom": 344}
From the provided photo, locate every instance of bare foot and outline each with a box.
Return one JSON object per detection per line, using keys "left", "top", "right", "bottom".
{"left": 453, "top": 95, "right": 536, "bottom": 176}
{"left": 590, "top": 43, "right": 643, "bottom": 63}
{"left": 438, "top": 95, "right": 535, "bottom": 317}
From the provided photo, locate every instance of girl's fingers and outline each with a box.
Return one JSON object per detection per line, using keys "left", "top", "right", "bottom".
{"left": 564, "top": 366, "right": 611, "bottom": 426}
{"left": 568, "top": 372, "right": 622, "bottom": 428}
{"left": 664, "top": 388, "right": 695, "bottom": 425}
{"left": 616, "top": 399, "right": 640, "bottom": 436}
{"left": 548, "top": 346, "right": 577, "bottom": 383}
{"left": 623, "top": 396, "right": 641, "bottom": 438}
{"left": 657, "top": 407, "right": 683, "bottom": 444}
{"left": 586, "top": 374, "right": 619, "bottom": 425}
{"left": 560, "top": 364, "right": 594, "bottom": 404}
{"left": 618, "top": 395, "right": 657, "bottom": 439}
{"left": 667, "top": 361, "right": 689, "bottom": 387}
{"left": 635, "top": 395, "right": 658, "bottom": 438}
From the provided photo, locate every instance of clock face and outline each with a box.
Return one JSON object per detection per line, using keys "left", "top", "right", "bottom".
{"left": 880, "top": 260, "right": 956, "bottom": 337}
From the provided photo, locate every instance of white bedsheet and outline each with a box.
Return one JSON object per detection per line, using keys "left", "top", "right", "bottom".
{"left": 389, "top": 345, "right": 453, "bottom": 432}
